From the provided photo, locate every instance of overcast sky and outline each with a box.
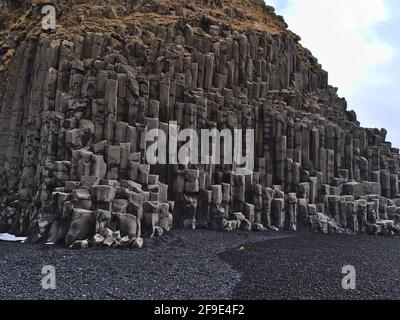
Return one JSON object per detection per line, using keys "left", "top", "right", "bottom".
{"left": 267, "top": 0, "right": 400, "bottom": 147}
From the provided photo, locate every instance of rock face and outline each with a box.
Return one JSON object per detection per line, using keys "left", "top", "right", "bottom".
{"left": 1, "top": 0, "right": 400, "bottom": 247}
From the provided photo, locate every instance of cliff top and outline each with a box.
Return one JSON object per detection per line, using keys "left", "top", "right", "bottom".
{"left": 0, "top": 0, "right": 309, "bottom": 69}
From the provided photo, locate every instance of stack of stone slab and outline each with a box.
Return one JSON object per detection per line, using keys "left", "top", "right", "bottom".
{"left": 1, "top": 0, "right": 400, "bottom": 248}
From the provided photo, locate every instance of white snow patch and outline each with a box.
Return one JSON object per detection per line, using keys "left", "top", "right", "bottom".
{"left": 0, "top": 233, "right": 27, "bottom": 242}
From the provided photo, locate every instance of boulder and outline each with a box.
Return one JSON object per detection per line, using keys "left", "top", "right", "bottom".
{"left": 65, "top": 209, "right": 94, "bottom": 247}
{"left": 117, "top": 213, "right": 138, "bottom": 238}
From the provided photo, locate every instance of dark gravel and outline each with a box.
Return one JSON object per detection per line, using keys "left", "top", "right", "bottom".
{"left": 1, "top": 231, "right": 400, "bottom": 300}
{"left": 0, "top": 230, "right": 287, "bottom": 300}
{"left": 222, "top": 233, "right": 400, "bottom": 300}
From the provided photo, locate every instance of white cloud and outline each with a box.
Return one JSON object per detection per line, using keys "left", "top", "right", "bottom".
{"left": 267, "top": 0, "right": 393, "bottom": 97}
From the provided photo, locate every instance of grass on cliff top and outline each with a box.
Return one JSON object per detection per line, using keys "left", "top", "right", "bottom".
{"left": 0, "top": 0, "right": 305, "bottom": 73}
{"left": 53, "top": 0, "right": 288, "bottom": 38}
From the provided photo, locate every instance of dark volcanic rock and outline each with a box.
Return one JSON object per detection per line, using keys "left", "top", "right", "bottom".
{"left": 0, "top": 0, "right": 400, "bottom": 247}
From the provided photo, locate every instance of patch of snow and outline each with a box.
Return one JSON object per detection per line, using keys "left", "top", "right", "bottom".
{"left": 0, "top": 233, "right": 27, "bottom": 242}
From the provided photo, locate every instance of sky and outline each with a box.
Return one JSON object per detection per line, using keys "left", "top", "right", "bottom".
{"left": 267, "top": 0, "right": 400, "bottom": 147}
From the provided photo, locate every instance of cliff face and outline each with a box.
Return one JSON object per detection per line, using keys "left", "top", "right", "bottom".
{"left": 0, "top": 0, "right": 397, "bottom": 248}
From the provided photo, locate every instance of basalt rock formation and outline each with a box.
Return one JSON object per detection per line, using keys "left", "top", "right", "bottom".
{"left": 0, "top": 0, "right": 399, "bottom": 248}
